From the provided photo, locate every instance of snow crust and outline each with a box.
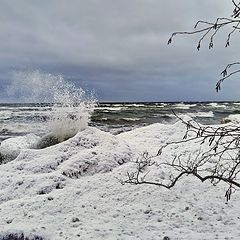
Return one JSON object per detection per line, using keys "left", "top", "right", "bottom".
{"left": 0, "top": 119, "right": 239, "bottom": 239}
{"left": 222, "top": 114, "right": 240, "bottom": 124}
{"left": 0, "top": 134, "right": 40, "bottom": 161}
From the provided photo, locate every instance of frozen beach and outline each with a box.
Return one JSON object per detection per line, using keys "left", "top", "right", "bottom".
{"left": 1, "top": 0, "right": 240, "bottom": 239}
{"left": 1, "top": 72, "right": 240, "bottom": 239}
{"left": 0, "top": 118, "right": 240, "bottom": 240}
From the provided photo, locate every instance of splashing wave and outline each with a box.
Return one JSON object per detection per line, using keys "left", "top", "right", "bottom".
{"left": 7, "top": 70, "right": 96, "bottom": 147}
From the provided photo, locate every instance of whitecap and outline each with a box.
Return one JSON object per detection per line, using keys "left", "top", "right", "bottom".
{"left": 121, "top": 117, "right": 141, "bottom": 122}
{"left": 208, "top": 103, "right": 227, "bottom": 108}
{"left": 188, "top": 111, "right": 214, "bottom": 118}
{"left": 173, "top": 103, "right": 197, "bottom": 110}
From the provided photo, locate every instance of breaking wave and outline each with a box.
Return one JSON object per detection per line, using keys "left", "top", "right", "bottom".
{"left": 6, "top": 70, "right": 96, "bottom": 149}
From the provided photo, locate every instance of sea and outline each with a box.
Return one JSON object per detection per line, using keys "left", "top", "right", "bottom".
{"left": 1, "top": 101, "right": 240, "bottom": 144}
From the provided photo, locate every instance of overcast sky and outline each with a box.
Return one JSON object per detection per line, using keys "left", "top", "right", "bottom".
{"left": 0, "top": 0, "right": 240, "bottom": 102}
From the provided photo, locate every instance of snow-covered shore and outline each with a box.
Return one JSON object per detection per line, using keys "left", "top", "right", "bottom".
{"left": 0, "top": 120, "right": 239, "bottom": 240}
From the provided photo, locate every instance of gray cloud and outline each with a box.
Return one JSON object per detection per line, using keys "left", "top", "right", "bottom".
{"left": 0, "top": 0, "right": 239, "bottom": 102}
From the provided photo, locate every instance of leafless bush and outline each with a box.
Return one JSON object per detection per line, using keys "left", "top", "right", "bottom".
{"left": 122, "top": 115, "right": 240, "bottom": 201}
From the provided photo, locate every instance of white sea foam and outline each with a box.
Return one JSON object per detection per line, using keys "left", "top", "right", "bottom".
{"left": 122, "top": 117, "right": 141, "bottom": 122}
{"left": 95, "top": 106, "right": 123, "bottom": 111}
{"left": 188, "top": 111, "right": 214, "bottom": 118}
{"left": 126, "top": 104, "right": 145, "bottom": 107}
{"left": 155, "top": 104, "right": 165, "bottom": 108}
{"left": 173, "top": 103, "right": 197, "bottom": 109}
{"left": 208, "top": 102, "right": 226, "bottom": 108}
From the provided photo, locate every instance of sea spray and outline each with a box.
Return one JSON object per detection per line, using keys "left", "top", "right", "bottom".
{"left": 7, "top": 70, "right": 96, "bottom": 147}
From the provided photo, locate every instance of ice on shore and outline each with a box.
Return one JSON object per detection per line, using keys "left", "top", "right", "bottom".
{"left": 0, "top": 118, "right": 239, "bottom": 240}
{"left": 221, "top": 114, "right": 240, "bottom": 124}
{"left": 0, "top": 134, "right": 40, "bottom": 162}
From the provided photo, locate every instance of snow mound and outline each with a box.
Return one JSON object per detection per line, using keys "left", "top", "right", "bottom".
{"left": 221, "top": 114, "right": 240, "bottom": 124}
{"left": 0, "top": 134, "right": 40, "bottom": 163}
{"left": 0, "top": 127, "right": 132, "bottom": 203}
{"left": 1, "top": 119, "right": 240, "bottom": 239}
{"left": 118, "top": 119, "right": 191, "bottom": 154}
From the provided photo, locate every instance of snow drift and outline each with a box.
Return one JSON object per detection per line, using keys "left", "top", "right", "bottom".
{"left": 0, "top": 119, "right": 239, "bottom": 239}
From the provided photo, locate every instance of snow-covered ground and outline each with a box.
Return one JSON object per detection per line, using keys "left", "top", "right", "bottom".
{"left": 222, "top": 114, "right": 240, "bottom": 124}
{"left": 0, "top": 119, "right": 239, "bottom": 240}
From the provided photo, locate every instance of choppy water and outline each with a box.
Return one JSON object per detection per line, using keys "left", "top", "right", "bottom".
{"left": 0, "top": 102, "right": 240, "bottom": 143}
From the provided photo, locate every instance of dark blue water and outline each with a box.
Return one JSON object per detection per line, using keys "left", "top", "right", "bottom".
{"left": 0, "top": 102, "right": 239, "bottom": 142}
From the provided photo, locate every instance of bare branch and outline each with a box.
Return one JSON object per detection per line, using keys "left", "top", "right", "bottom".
{"left": 123, "top": 113, "right": 240, "bottom": 201}
{"left": 168, "top": 1, "right": 240, "bottom": 91}
{"left": 123, "top": 1, "right": 240, "bottom": 202}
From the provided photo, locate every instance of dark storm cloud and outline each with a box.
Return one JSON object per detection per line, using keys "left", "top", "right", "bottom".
{"left": 0, "top": 0, "right": 239, "bottom": 102}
